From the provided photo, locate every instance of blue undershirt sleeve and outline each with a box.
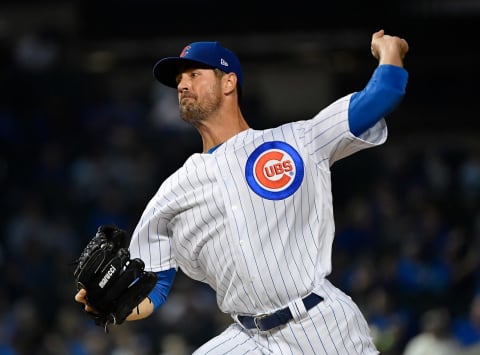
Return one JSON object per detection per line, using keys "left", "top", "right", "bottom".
{"left": 147, "top": 267, "right": 176, "bottom": 311}
{"left": 348, "top": 64, "right": 409, "bottom": 137}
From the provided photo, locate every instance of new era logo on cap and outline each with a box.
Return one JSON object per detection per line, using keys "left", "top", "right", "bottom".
{"left": 153, "top": 41, "right": 243, "bottom": 88}
{"left": 220, "top": 58, "right": 229, "bottom": 67}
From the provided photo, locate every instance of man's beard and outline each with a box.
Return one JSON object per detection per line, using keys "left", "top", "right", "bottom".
{"left": 179, "top": 92, "right": 222, "bottom": 125}
{"left": 179, "top": 101, "right": 207, "bottom": 124}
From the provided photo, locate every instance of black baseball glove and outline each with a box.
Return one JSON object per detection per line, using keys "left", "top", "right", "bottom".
{"left": 73, "top": 225, "right": 157, "bottom": 332}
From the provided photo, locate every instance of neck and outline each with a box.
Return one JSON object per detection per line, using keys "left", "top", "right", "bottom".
{"left": 196, "top": 109, "right": 250, "bottom": 153}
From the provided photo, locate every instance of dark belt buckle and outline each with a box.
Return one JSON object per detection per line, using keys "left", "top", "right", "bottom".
{"left": 253, "top": 313, "right": 269, "bottom": 331}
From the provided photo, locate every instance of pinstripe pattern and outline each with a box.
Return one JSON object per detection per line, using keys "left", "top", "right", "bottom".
{"left": 129, "top": 93, "right": 386, "bottom": 353}
{"left": 194, "top": 280, "right": 378, "bottom": 354}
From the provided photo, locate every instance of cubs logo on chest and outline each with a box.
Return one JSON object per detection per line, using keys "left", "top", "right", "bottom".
{"left": 245, "top": 141, "right": 304, "bottom": 200}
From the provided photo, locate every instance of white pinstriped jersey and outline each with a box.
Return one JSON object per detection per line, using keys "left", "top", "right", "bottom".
{"left": 129, "top": 93, "right": 387, "bottom": 316}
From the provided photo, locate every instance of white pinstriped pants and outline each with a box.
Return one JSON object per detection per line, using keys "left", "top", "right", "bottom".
{"left": 193, "top": 279, "right": 379, "bottom": 354}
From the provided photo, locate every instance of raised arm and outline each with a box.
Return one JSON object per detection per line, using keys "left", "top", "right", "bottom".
{"left": 348, "top": 30, "right": 409, "bottom": 136}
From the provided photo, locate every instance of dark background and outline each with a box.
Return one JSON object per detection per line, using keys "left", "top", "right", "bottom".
{"left": 2, "top": 0, "right": 479, "bottom": 131}
{"left": 1, "top": 1, "right": 479, "bottom": 354}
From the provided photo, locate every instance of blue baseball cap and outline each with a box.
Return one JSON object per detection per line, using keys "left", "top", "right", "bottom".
{"left": 153, "top": 41, "right": 243, "bottom": 89}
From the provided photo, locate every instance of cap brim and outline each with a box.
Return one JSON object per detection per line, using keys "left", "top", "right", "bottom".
{"left": 153, "top": 57, "right": 206, "bottom": 88}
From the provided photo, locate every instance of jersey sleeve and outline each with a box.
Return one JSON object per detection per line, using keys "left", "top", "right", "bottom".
{"left": 299, "top": 93, "right": 387, "bottom": 168}
{"left": 129, "top": 181, "right": 178, "bottom": 273}
{"left": 298, "top": 65, "right": 408, "bottom": 166}
{"left": 348, "top": 64, "right": 408, "bottom": 136}
{"left": 148, "top": 268, "right": 176, "bottom": 310}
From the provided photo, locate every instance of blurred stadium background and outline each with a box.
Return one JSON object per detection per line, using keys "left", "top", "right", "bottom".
{"left": 0, "top": 0, "right": 479, "bottom": 354}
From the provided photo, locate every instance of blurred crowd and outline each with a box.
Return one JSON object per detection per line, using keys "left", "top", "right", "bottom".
{"left": 0, "top": 28, "right": 480, "bottom": 355}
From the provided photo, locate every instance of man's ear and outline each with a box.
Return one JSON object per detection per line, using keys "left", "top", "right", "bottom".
{"left": 223, "top": 72, "right": 238, "bottom": 95}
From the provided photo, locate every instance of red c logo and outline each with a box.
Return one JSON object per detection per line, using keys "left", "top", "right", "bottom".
{"left": 254, "top": 151, "right": 292, "bottom": 190}
{"left": 246, "top": 141, "right": 304, "bottom": 200}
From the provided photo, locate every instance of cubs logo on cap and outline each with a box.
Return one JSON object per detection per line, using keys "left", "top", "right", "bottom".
{"left": 245, "top": 141, "right": 304, "bottom": 200}
{"left": 179, "top": 45, "right": 191, "bottom": 58}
